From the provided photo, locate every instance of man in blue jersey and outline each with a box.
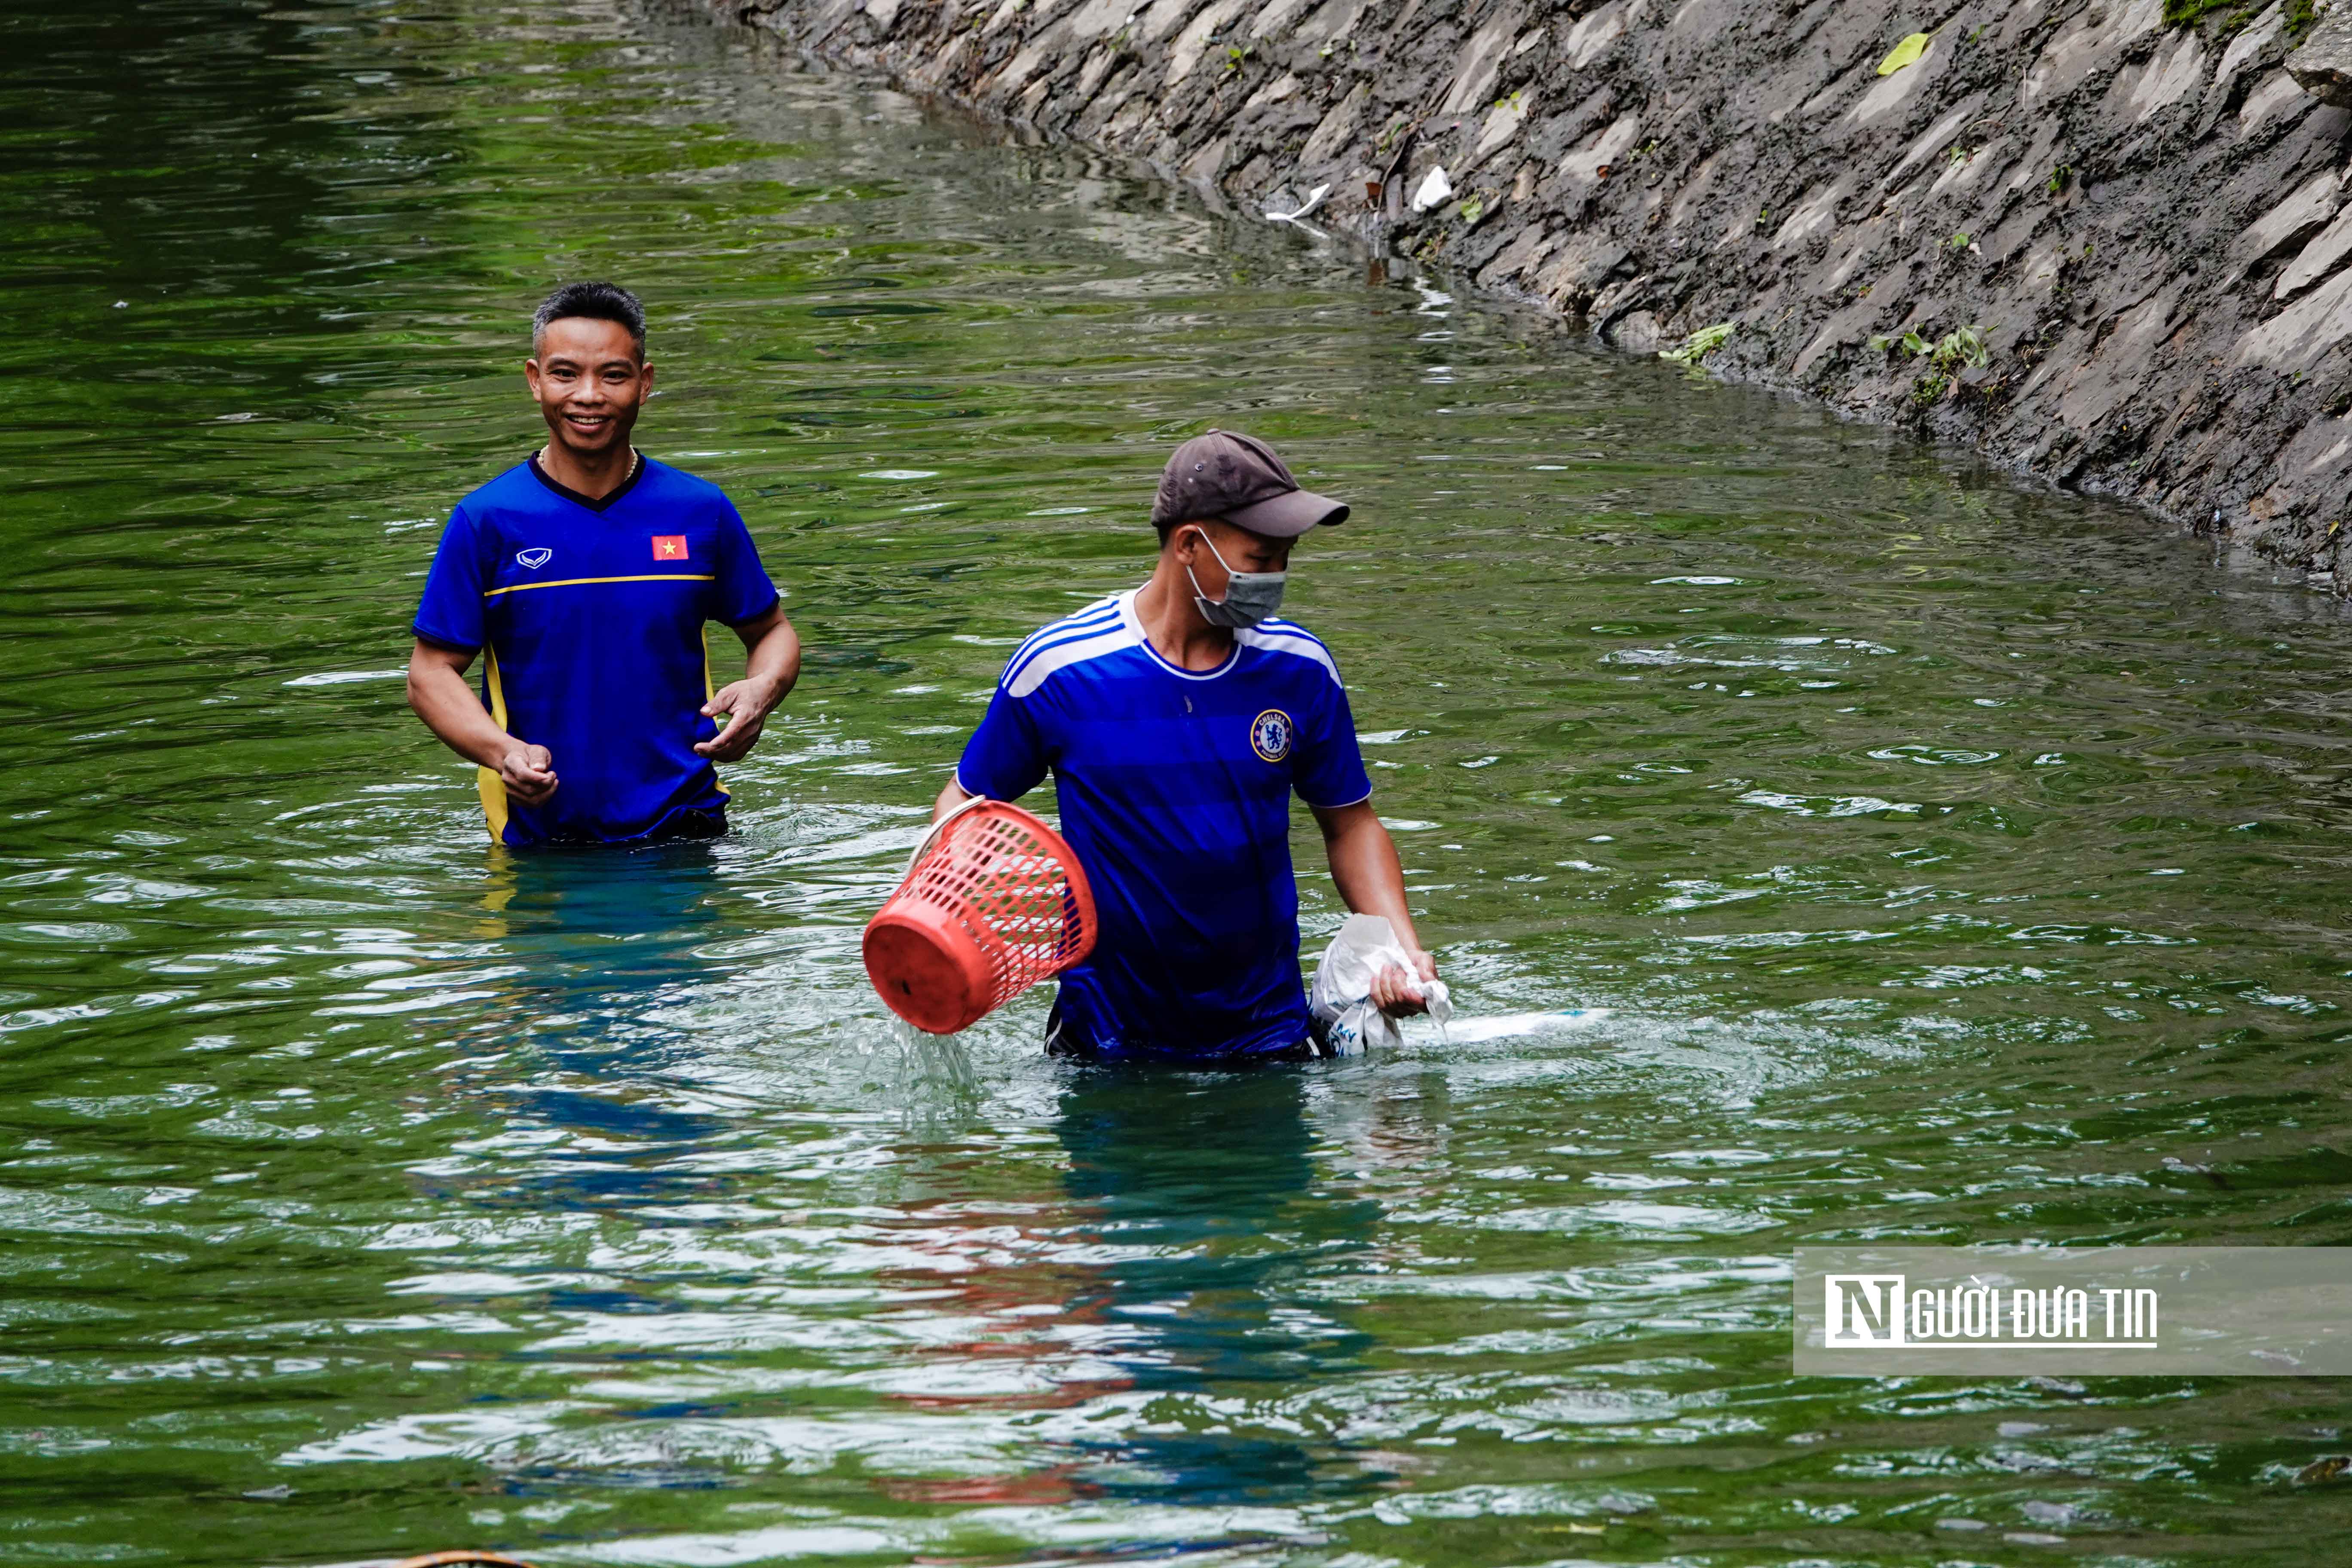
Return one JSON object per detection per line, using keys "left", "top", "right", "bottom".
{"left": 405, "top": 282, "right": 801, "bottom": 845}
{"left": 937, "top": 430, "right": 1436, "bottom": 1060}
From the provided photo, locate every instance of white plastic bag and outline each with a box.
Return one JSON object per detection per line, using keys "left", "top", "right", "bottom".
{"left": 1308, "top": 914, "right": 1450, "bottom": 1056}
{"left": 1263, "top": 183, "right": 1330, "bottom": 223}
{"left": 1409, "top": 165, "right": 1454, "bottom": 214}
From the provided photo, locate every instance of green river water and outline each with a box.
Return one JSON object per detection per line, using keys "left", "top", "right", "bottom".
{"left": 9, "top": 1, "right": 2352, "bottom": 1562}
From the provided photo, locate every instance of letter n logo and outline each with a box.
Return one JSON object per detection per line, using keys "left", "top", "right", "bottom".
{"left": 1825, "top": 1274, "right": 1907, "bottom": 1346}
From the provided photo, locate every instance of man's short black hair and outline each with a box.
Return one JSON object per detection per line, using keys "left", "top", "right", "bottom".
{"left": 533, "top": 281, "right": 645, "bottom": 358}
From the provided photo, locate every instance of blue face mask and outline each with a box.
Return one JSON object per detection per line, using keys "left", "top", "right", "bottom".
{"left": 1184, "top": 528, "right": 1287, "bottom": 628}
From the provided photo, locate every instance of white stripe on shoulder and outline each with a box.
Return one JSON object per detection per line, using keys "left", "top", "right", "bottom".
{"left": 1249, "top": 616, "right": 1332, "bottom": 651}
{"left": 1236, "top": 621, "right": 1341, "bottom": 685}
{"left": 1001, "top": 597, "right": 1124, "bottom": 685}
{"left": 1004, "top": 622, "right": 1139, "bottom": 697}
{"left": 1004, "top": 596, "right": 1120, "bottom": 661}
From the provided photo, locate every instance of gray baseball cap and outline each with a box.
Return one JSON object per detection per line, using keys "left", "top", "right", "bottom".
{"left": 1151, "top": 429, "right": 1350, "bottom": 538}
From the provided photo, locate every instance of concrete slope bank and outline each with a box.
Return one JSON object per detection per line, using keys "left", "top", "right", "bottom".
{"left": 695, "top": 0, "right": 2352, "bottom": 582}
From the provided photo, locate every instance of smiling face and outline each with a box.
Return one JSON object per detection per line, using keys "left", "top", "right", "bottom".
{"left": 524, "top": 315, "right": 652, "bottom": 460}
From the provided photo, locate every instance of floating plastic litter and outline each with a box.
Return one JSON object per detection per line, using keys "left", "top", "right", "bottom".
{"left": 863, "top": 798, "right": 1096, "bottom": 1035}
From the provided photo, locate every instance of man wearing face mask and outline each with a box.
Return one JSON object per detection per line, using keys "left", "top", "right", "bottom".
{"left": 935, "top": 429, "right": 1436, "bottom": 1060}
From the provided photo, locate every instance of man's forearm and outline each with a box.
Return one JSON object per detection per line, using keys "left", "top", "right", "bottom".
{"left": 408, "top": 639, "right": 557, "bottom": 804}
{"left": 1316, "top": 801, "right": 1435, "bottom": 1014}
{"left": 740, "top": 610, "right": 801, "bottom": 713}
{"left": 1321, "top": 809, "right": 1424, "bottom": 952}
{"left": 406, "top": 649, "right": 514, "bottom": 768}
{"left": 932, "top": 776, "right": 974, "bottom": 823}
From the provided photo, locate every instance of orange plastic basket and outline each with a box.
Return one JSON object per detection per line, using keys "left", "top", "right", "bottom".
{"left": 864, "top": 799, "right": 1098, "bottom": 1035}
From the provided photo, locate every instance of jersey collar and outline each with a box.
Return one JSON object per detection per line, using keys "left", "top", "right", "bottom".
{"left": 1120, "top": 587, "right": 1240, "bottom": 681}
{"left": 527, "top": 448, "right": 644, "bottom": 513}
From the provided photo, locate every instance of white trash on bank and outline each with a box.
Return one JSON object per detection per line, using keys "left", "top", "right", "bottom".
{"left": 1309, "top": 913, "right": 1452, "bottom": 1056}
{"left": 1410, "top": 165, "right": 1453, "bottom": 214}
{"left": 1264, "top": 183, "right": 1330, "bottom": 224}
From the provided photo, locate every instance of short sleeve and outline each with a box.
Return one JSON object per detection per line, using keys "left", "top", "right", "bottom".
{"left": 956, "top": 684, "right": 1051, "bottom": 802}
{"left": 413, "top": 505, "right": 487, "bottom": 652}
{"left": 1292, "top": 670, "right": 1372, "bottom": 808}
{"left": 714, "top": 499, "right": 781, "bottom": 627}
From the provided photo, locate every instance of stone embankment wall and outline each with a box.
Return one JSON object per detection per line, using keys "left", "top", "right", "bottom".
{"left": 699, "top": 0, "right": 2352, "bottom": 582}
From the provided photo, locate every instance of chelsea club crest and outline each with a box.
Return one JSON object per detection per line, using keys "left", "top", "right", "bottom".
{"left": 1250, "top": 708, "right": 1293, "bottom": 763}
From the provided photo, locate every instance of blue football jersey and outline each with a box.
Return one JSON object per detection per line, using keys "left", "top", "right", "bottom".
{"left": 956, "top": 589, "right": 1373, "bottom": 1059}
{"left": 412, "top": 455, "right": 779, "bottom": 845}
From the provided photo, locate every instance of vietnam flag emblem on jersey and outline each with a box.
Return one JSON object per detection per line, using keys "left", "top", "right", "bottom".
{"left": 652, "top": 535, "right": 688, "bottom": 561}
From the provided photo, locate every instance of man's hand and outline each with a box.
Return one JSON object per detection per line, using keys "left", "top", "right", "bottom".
{"left": 408, "top": 639, "right": 561, "bottom": 809}
{"left": 695, "top": 675, "right": 779, "bottom": 761}
{"left": 1371, "top": 948, "right": 1439, "bottom": 1017}
{"left": 1311, "top": 798, "right": 1440, "bottom": 1021}
{"left": 499, "top": 742, "right": 559, "bottom": 805}
{"left": 695, "top": 606, "right": 800, "bottom": 763}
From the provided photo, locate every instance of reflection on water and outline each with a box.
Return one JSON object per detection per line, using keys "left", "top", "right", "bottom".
{"left": 6, "top": 0, "right": 2352, "bottom": 1562}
